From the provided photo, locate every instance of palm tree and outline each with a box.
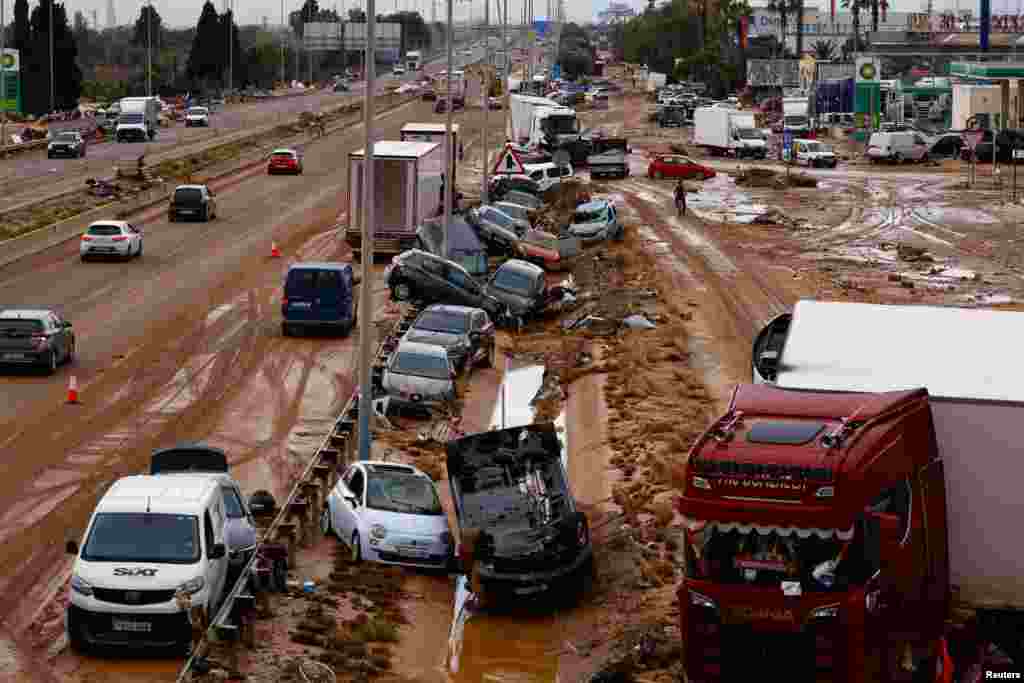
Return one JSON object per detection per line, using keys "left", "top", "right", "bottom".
{"left": 812, "top": 39, "right": 836, "bottom": 60}
{"left": 766, "top": 0, "right": 791, "bottom": 57}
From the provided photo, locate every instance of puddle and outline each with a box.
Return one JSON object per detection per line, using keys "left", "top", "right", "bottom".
{"left": 916, "top": 207, "right": 997, "bottom": 225}
{"left": 489, "top": 364, "right": 545, "bottom": 430}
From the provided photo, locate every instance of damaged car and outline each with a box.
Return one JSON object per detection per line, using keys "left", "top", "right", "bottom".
{"left": 566, "top": 199, "right": 624, "bottom": 243}
{"left": 447, "top": 423, "right": 594, "bottom": 603}
{"left": 384, "top": 249, "right": 506, "bottom": 320}
{"left": 381, "top": 340, "right": 458, "bottom": 411}
{"left": 402, "top": 304, "right": 496, "bottom": 372}
{"left": 483, "top": 259, "right": 549, "bottom": 326}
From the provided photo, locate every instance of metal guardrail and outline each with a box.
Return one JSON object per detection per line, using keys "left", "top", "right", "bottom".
{"left": 0, "top": 138, "right": 49, "bottom": 155}
{"left": 175, "top": 298, "right": 426, "bottom": 682}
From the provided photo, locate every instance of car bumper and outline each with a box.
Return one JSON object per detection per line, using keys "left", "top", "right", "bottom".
{"left": 66, "top": 603, "right": 191, "bottom": 649}
{"left": 281, "top": 315, "right": 354, "bottom": 328}
{"left": 363, "top": 540, "right": 451, "bottom": 569}
{"left": 81, "top": 243, "right": 132, "bottom": 257}
{"left": 0, "top": 350, "right": 49, "bottom": 365}
{"left": 382, "top": 392, "right": 452, "bottom": 410}
{"left": 48, "top": 148, "right": 79, "bottom": 156}
{"left": 171, "top": 208, "right": 204, "bottom": 218}
{"left": 478, "top": 545, "right": 593, "bottom": 595}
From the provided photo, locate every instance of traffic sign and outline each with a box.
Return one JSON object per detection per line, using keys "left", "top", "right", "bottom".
{"left": 493, "top": 143, "right": 527, "bottom": 175}
{"left": 965, "top": 130, "right": 985, "bottom": 151}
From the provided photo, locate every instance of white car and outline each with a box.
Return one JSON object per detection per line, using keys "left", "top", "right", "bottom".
{"left": 523, "top": 161, "right": 574, "bottom": 193}
{"left": 321, "top": 461, "right": 453, "bottom": 568}
{"left": 80, "top": 221, "right": 143, "bottom": 261}
{"left": 393, "top": 65, "right": 406, "bottom": 76}
{"left": 184, "top": 106, "right": 210, "bottom": 127}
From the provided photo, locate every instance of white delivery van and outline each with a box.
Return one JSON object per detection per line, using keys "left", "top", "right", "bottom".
{"left": 866, "top": 131, "right": 930, "bottom": 163}
{"left": 65, "top": 470, "right": 232, "bottom": 653}
{"left": 523, "top": 161, "right": 574, "bottom": 192}
{"left": 792, "top": 138, "right": 838, "bottom": 168}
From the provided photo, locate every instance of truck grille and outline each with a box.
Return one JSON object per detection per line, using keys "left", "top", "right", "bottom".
{"left": 92, "top": 588, "right": 177, "bottom": 606}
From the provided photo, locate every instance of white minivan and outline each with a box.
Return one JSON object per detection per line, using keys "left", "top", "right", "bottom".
{"left": 523, "top": 162, "right": 574, "bottom": 192}
{"left": 866, "top": 131, "right": 930, "bottom": 163}
{"left": 65, "top": 471, "right": 232, "bottom": 652}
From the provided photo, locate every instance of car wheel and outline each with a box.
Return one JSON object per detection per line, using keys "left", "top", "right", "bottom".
{"left": 202, "top": 206, "right": 209, "bottom": 222}
{"left": 67, "top": 612, "right": 90, "bottom": 654}
{"left": 169, "top": 212, "right": 176, "bottom": 222}
{"left": 394, "top": 283, "right": 412, "bottom": 301}
{"left": 892, "top": 152, "right": 902, "bottom": 164}
{"left": 350, "top": 531, "right": 363, "bottom": 564}
{"left": 44, "top": 350, "right": 57, "bottom": 375}
{"left": 654, "top": 170, "right": 663, "bottom": 179}
{"left": 272, "top": 557, "right": 288, "bottom": 592}
{"left": 136, "top": 241, "right": 143, "bottom": 258}
{"left": 320, "top": 507, "right": 334, "bottom": 537}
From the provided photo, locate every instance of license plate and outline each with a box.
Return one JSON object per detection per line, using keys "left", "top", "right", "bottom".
{"left": 291, "top": 301, "right": 312, "bottom": 308}
{"left": 112, "top": 618, "right": 151, "bottom": 632}
{"left": 2, "top": 353, "right": 24, "bottom": 360}
{"left": 179, "top": 209, "right": 195, "bottom": 214}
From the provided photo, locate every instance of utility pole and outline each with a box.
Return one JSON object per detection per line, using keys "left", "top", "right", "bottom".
{"left": 442, "top": 0, "right": 452, "bottom": 261}
{"left": 502, "top": 0, "right": 509, "bottom": 141}
{"left": 228, "top": 0, "right": 234, "bottom": 91}
{"left": 357, "top": 0, "right": 376, "bottom": 462}
{"left": 147, "top": 0, "right": 153, "bottom": 96}
{"left": 481, "top": 0, "right": 490, "bottom": 202}
{"left": 49, "top": 0, "right": 54, "bottom": 113}
{"left": 281, "top": 0, "right": 286, "bottom": 86}
{"left": 1, "top": 0, "right": 6, "bottom": 150}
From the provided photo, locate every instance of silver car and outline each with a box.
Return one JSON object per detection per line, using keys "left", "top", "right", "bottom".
{"left": 493, "top": 201, "right": 533, "bottom": 224}
{"left": 381, "top": 340, "right": 457, "bottom": 409}
{"left": 321, "top": 461, "right": 453, "bottom": 568}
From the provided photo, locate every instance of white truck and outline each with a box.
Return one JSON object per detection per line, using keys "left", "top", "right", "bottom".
{"left": 693, "top": 107, "right": 767, "bottom": 158}
{"left": 646, "top": 71, "right": 667, "bottom": 92}
{"left": 529, "top": 106, "right": 579, "bottom": 150}
{"left": 782, "top": 96, "right": 811, "bottom": 133}
{"left": 116, "top": 96, "right": 160, "bottom": 142}
{"left": 405, "top": 50, "right": 422, "bottom": 71}
{"left": 509, "top": 94, "right": 562, "bottom": 145}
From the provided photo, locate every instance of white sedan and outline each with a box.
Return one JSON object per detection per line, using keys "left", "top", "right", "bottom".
{"left": 321, "top": 461, "right": 453, "bottom": 568}
{"left": 80, "top": 220, "right": 143, "bottom": 261}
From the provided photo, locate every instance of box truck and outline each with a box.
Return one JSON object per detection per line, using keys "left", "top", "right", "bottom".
{"left": 693, "top": 107, "right": 767, "bottom": 158}
{"left": 116, "top": 96, "right": 160, "bottom": 142}
{"left": 509, "top": 94, "right": 562, "bottom": 145}
{"left": 401, "top": 122, "right": 462, "bottom": 176}
{"left": 676, "top": 299, "right": 1024, "bottom": 682}
{"left": 345, "top": 141, "right": 444, "bottom": 260}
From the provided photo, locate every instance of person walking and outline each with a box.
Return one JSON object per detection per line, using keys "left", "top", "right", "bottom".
{"left": 674, "top": 180, "right": 687, "bottom": 217}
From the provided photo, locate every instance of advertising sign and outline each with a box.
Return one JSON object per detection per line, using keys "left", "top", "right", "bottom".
{"left": 0, "top": 49, "right": 20, "bottom": 114}
{"left": 855, "top": 56, "right": 880, "bottom": 83}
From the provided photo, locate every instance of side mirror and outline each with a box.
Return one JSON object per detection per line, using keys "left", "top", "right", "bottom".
{"left": 66, "top": 540, "right": 79, "bottom": 555}
{"left": 344, "top": 493, "right": 358, "bottom": 507}
{"left": 209, "top": 542, "right": 226, "bottom": 560}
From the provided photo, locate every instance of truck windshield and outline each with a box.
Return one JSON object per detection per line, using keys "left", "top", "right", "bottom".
{"left": 685, "top": 526, "right": 879, "bottom": 593}
{"left": 543, "top": 115, "right": 579, "bottom": 134}
{"left": 737, "top": 128, "right": 761, "bottom": 139}
{"left": 81, "top": 512, "right": 201, "bottom": 564}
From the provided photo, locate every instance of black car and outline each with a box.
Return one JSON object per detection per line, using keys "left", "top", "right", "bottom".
{"left": 402, "top": 304, "right": 496, "bottom": 371}
{"left": 0, "top": 308, "right": 75, "bottom": 374}
{"left": 384, "top": 249, "right": 506, "bottom": 319}
{"left": 447, "top": 423, "right": 594, "bottom": 604}
{"left": 488, "top": 175, "right": 544, "bottom": 200}
{"left": 168, "top": 184, "right": 217, "bottom": 222}
{"left": 48, "top": 131, "right": 87, "bottom": 159}
{"left": 484, "top": 259, "right": 548, "bottom": 326}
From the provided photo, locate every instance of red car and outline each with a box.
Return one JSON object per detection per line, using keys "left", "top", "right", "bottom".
{"left": 647, "top": 154, "right": 715, "bottom": 180}
{"left": 268, "top": 148, "right": 303, "bottom": 175}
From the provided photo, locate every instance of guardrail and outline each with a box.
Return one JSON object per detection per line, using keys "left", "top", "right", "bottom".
{"left": 0, "top": 138, "right": 48, "bottom": 156}
{"left": 175, "top": 299, "right": 426, "bottom": 681}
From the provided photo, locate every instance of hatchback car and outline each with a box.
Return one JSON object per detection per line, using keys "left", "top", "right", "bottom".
{"left": 80, "top": 221, "right": 143, "bottom": 261}
{"left": 0, "top": 309, "right": 75, "bottom": 374}
{"left": 381, "top": 340, "right": 458, "bottom": 410}
{"left": 322, "top": 461, "right": 453, "bottom": 568}
{"left": 384, "top": 249, "right": 505, "bottom": 319}
{"left": 484, "top": 259, "right": 548, "bottom": 325}
{"left": 268, "top": 148, "right": 303, "bottom": 175}
{"left": 168, "top": 184, "right": 217, "bottom": 222}
{"left": 402, "top": 304, "right": 496, "bottom": 372}
{"left": 492, "top": 201, "right": 533, "bottom": 224}
{"left": 647, "top": 155, "right": 715, "bottom": 180}
{"left": 567, "top": 199, "right": 623, "bottom": 242}
{"left": 184, "top": 107, "right": 210, "bottom": 127}
{"left": 466, "top": 206, "right": 527, "bottom": 255}
{"left": 489, "top": 175, "right": 544, "bottom": 200}
{"left": 866, "top": 131, "right": 930, "bottom": 163}
{"left": 48, "top": 131, "right": 86, "bottom": 158}
{"left": 523, "top": 162, "right": 574, "bottom": 193}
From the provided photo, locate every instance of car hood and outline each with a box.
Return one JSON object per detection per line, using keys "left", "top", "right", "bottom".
{"left": 359, "top": 506, "right": 449, "bottom": 537}
{"left": 485, "top": 287, "right": 535, "bottom": 315}
{"left": 568, "top": 220, "right": 610, "bottom": 237}
{"left": 225, "top": 517, "right": 257, "bottom": 552}
{"left": 73, "top": 558, "right": 202, "bottom": 592}
{"left": 403, "top": 329, "right": 467, "bottom": 350}
{"left": 382, "top": 372, "right": 452, "bottom": 396}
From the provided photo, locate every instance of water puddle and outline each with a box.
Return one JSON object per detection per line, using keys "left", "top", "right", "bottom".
{"left": 488, "top": 364, "right": 545, "bottom": 429}
{"left": 916, "top": 207, "right": 997, "bottom": 225}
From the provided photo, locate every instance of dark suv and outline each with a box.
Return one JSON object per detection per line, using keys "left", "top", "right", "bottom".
{"left": 384, "top": 249, "right": 505, "bottom": 319}
{"left": 0, "top": 308, "right": 75, "bottom": 374}
{"left": 48, "top": 131, "right": 87, "bottom": 158}
{"left": 168, "top": 184, "right": 217, "bottom": 222}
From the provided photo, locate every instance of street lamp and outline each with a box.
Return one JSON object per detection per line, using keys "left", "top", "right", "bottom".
{"left": 147, "top": 0, "right": 152, "bottom": 96}
{"left": 49, "top": 0, "right": 53, "bottom": 113}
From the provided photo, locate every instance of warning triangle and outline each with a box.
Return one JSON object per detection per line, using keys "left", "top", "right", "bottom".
{"left": 493, "top": 143, "right": 527, "bottom": 176}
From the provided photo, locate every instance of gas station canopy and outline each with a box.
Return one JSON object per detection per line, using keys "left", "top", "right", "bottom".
{"left": 950, "top": 62, "right": 1024, "bottom": 78}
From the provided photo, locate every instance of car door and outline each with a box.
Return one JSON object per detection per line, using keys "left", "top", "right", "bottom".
{"left": 314, "top": 268, "right": 344, "bottom": 323}
{"left": 444, "top": 263, "right": 476, "bottom": 307}
{"left": 340, "top": 468, "right": 366, "bottom": 541}
{"left": 911, "top": 134, "right": 929, "bottom": 160}
{"left": 127, "top": 223, "right": 141, "bottom": 250}
{"left": 203, "top": 510, "right": 227, "bottom": 611}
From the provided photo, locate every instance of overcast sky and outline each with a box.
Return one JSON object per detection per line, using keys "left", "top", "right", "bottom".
{"left": 25, "top": 0, "right": 1016, "bottom": 32}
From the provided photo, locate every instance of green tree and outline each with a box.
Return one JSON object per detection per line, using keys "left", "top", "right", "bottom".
{"left": 133, "top": 5, "right": 164, "bottom": 51}
{"left": 186, "top": 1, "right": 222, "bottom": 85}
{"left": 22, "top": 0, "right": 82, "bottom": 114}
{"left": 219, "top": 9, "right": 245, "bottom": 87}
{"left": 245, "top": 35, "right": 282, "bottom": 88}
{"left": 12, "top": 0, "right": 29, "bottom": 52}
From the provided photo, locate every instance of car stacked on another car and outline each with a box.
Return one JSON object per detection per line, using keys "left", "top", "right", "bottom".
{"left": 48, "top": 131, "right": 87, "bottom": 158}
{"left": 384, "top": 249, "right": 506, "bottom": 320}
{"left": 402, "top": 304, "right": 496, "bottom": 372}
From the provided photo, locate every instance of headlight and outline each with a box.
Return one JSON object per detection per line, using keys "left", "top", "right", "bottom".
{"left": 689, "top": 590, "right": 717, "bottom": 610}
{"left": 70, "top": 574, "right": 93, "bottom": 596}
{"left": 809, "top": 604, "right": 840, "bottom": 619}
{"left": 178, "top": 576, "right": 205, "bottom": 595}
{"left": 371, "top": 524, "right": 387, "bottom": 540}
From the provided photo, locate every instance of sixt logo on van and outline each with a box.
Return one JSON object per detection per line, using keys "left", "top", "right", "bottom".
{"left": 113, "top": 568, "right": 159, "bottom": 577}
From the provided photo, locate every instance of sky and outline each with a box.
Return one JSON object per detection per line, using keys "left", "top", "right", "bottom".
{"left": 9, "top": 0, "right": 1014, "bottom": 32}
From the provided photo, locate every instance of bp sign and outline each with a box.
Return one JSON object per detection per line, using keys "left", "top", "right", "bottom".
{"left": 0, "top": 49, "right": 21, "bottom": 114}
{"left": 855, "top": 56, "right": 880, "bottom": 83}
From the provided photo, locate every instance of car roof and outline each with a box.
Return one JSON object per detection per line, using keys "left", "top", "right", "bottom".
{"left": 271, "top": 148, "right": 298, "bottom": 154}
{"left": 88, "top": 220, "right": 130, "bottom": 229}
{"left": 395, "top": 339, "right": 450, "bottom": 357}
{"left": 360, "top": 461, "right": 425, "bottom": 476}
{"left": 576, "top": 199, "right": 611, "bottom": 212}
{"left": 97, "top": 474, "right": 221, "bottom": 515}
{"left": 0, "top": 309, "right": 54, "bottom": 319}
{"left": 419, "top": 303, "right": 478, "bottom": 317}
{"left": 496, "top": 258, "right": 544, "bottom": 276}
{"left": 287, "top": 261, "right": 352, "bottom": 272}
{"left": 175, "top": 184, "right": 207, "bottom": 190}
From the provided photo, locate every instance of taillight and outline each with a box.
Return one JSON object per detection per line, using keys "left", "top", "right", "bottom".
{"left": 32, "top": 334, "right": 49, "bottom": 350}
{"left": 111, "top": 236, "right": 128, "bottom": 242}
{"left": 81, "top": 235, "right": 92, "bottom": 241}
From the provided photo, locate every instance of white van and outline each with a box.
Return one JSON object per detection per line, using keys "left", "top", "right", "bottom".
{"left": 65, "top": 472, "right": 232, "bottom": 652}
{"left": 866, "top": 131, "right": 930, "bottom": 163}
{"left": 792, "top": 138, "right": 838, "bottom": 168}
{"left": 523, "top": 161, "right": 574, "bottom": 192}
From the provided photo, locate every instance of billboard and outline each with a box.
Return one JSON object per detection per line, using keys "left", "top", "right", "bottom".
{"left": 343, "top": 22, "right": 402, "bottom": 51}
{"left": 1, "top": 49, "right": 20, "bottom": 114}
{"left": 747, "top": 59, "right": 800, "bottom": 87}
{"left": 304, "top": 22, "right": 342, "bottom": 51}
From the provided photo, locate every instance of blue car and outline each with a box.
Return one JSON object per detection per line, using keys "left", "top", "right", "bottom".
{"left": 281, "top": 262, "right": 358, "bottom": 336}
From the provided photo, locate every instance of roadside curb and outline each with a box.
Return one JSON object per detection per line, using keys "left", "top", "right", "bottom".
{"left": 0, "top": 93, "right": 417, "bottom": 269}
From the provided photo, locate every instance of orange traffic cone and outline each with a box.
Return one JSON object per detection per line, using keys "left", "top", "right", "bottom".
{"left": 270, "top": 242, "right": 281, "bottom": 258}
{"left": 67, "top": 375, "right": 79, "bottom": 404}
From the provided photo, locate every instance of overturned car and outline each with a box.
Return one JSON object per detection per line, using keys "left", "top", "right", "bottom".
{"left": 447, "top": 423, "right": 594, "bottom": 603}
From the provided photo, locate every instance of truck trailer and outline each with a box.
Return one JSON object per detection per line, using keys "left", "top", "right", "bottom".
{"left": 400, "top": 122, "right": 462, "bottom": 176}
{"left": 345, "top": 141, "right": 444, "bottom": 260}
{"left": 693, "top": 107, "right": 767, "bottom": 158}
{"left": 116, "top": 96, "right": 160, "bottom": 142}
{"left": 673, "top": 299, "right": 1024, "bottom": 682}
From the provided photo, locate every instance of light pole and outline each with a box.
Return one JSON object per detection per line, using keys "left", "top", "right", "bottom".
{"left": 1, "top": 0, "right": 7, "bottom": 149}
{"left": 502, "top": 0, "right": 509, "bottom": 140}
{"left": 281, "top": 0, "right": 286, "bottom": 86}
{"left": 228, "top": 0, "right": 234, "bottom": 92}
{"left": 146, "top": 0, "right": 152, "bottom": 96}
{"left": 357, "top": 0, "right": 376, "bottom": 462}
{"left": 49, "top": 0, "right": 54, "bottom": 113}
{"left": 441, "top": 0, "right": 453, "bottom": 261}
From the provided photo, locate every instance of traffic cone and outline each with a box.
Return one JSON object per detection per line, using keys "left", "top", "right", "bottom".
{"left": 67, "top": 375, "right": 79, "bottom": 404}
{"left": 270, "top": 242, "right": 281, "bottom": 258}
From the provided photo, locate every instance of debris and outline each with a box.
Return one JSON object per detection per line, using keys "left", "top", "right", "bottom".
{"left": 622, "top": 314, "right": 657, "bottom": 330}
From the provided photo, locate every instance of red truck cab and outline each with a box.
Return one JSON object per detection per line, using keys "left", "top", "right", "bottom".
{"left": 676, "top": 383, "right": 950, "bottom": 682}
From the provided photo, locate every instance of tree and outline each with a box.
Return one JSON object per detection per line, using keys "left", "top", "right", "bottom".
{"left": 219, "top": 9, "right": 245, "bottom": 87}
{"left": 812, "top": 39, "right": 836, "bottom": 60}
{"left": 21, "top": 0, "right": 82, "bottom": 114}
{"left": 12, "top": 0, "right": 29, "bottom": 52}
{"left": 244, "top": 35, "right": 282, "bottom": 88}
{"left": 290, "top": 0, "right": 320, "bottom": 39}
{"left": 133, "top": 5, "right": 164, "bottom": 51}
{"left": 186, "top": 1, "right": 223, "bottom": 85}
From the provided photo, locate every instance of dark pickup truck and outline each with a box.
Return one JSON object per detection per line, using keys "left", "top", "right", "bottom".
{"left": 586, "top": 137, "right": 630, "bottom": 179}
{"left": 447, "top": 423, "right": 594, "bottom": 604}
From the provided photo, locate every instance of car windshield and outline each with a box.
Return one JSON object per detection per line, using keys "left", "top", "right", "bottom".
{"left": 573, "top": 207, "right": 608, "bottom": 224}
{"left": 88, "top": 224, "right": 122, "bottom": 236}
{"left": 272, "top": 152, "right": 295, "bottom": 160}
{"left": 365, "top": 472, "right": 443, "bottom": 515}
{"left": 545, "top": 115, "right": 579, "bottom": 134}
{"left": 483, "top": 208, "right": 513, "bottom": 227}
{"left": 0, "top": 319, "right": 43, "bottom": 336}
{"left": 222, "top": 487, "right": 244, "bottom": 518}
{"left": 415, "top": 311, "right": 469, "bottom": 333}
{"left": 391, "top": 350, "right": 450, "bottom": 379}
{"left": 490, "top": 267, "right": 536, "bottom": 296}
{"left": 188, "top": 108, "right": 208, "bottom": 115}
{"left": 174, "top": 188, "right": 203, "bottom": 203}
{"left": 81, "top": 512, "right": 201, "bottom": 564}
{"left": 57, "top": 132, "right": 79, "bottom": 141}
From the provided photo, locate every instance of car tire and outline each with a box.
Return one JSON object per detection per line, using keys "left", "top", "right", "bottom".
{"left": 67, "top": 612, "right": 90, "bottom": 654}
{"left": 892, "top": 153, "right": 902, "bottom": 164}
{"left": 44, "top": 350, "right": 57, "bottom": 375}
{"left": 202, "top": 206, "right": 209, "bottom": 222}
{"left": 136, "top": 241, "right": 143, "bottom": 258}
{"left": 169, "top": 212, "right": 176, "bottom": 222}
{"left": 350, "top": 531, "right": 363, "bottom": 564}
{"left": 80, "top": 254, "right": 89, "bottom": 262}
{"left": 282, "top": 323, "right": 291, "bottom": 337}
{"left": 320, "top": 507, "right": 334, "bottom": 537}
{"left": 394, "top": 283, "right": 412, "bottom": 301}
